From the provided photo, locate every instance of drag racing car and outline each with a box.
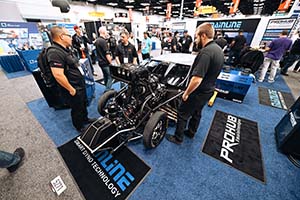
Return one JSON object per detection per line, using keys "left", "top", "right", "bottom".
{"left": 78, "top": 53, "right": 196, "bottom": 153}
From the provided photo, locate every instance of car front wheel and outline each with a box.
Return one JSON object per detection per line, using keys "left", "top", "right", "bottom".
{"left": 97, "top": 90, "right": 117, "bottom": 116}
{"left": 143, "top": 111, "right": 167, "bottom": 148}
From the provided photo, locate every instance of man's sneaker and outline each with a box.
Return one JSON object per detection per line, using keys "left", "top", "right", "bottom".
{"left": 257, "top": 78, "right": 263, "bottom": 82}
{"left": 268, "top": 79, "right": 275, "bottom": 83}
{"left": 166, "top": 134, "right": 182, "bottom": 145}
{"left": 184, "top": 130, "right": 195, "bottom": 139}
{"left": 7, "top": 148, "right": 25, "bottom": 173}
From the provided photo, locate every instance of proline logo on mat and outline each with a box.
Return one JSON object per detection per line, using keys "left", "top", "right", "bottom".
{"left": 258, "top": 87, "right": 294, "bottom": 110}
{"left": 202, "top": 110, "right": 265, "bottom": 183}
{"left": 58, "top": 138, "right": 151, "bottom": 200}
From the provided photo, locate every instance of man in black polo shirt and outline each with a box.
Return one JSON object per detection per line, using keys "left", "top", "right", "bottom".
{"left": 115, "top": 31, "right": 138, "bottom": 65}
{"left": 95, "top": 26, "right": 113, "bottom": 91}
{"left": 166, "top": 23, "right": 224, "bottom": 145}
{"left": 179, "top": 30, "right": 193, "bottom": 53}
{"left": 115, "top": 31, "right": 138, "bottom": 88}
{"left": 47, "top": 26, "right": 94, "bottom": 132}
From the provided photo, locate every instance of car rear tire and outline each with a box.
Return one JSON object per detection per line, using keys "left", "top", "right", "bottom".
{"left": 143, "top": 111, "right": 167, "bottom": 148}
{"left": 97, "top": 90, "right": 117, "bottom": 116}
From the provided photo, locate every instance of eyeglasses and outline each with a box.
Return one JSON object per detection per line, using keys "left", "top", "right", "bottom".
{"left": 62, "top": 33, "right": 72, "bottom": 38}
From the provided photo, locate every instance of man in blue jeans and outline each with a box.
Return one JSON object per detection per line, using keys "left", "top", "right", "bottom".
{"left": 0, "top": 148, "right": 25, "bottom": 172}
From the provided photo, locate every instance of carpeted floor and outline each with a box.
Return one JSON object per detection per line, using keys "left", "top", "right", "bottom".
{"left": 26, "top": 75, "right": 300, "bottom": 200}
{"left": 3, "top": 70, "right": 31, "bottom": 79}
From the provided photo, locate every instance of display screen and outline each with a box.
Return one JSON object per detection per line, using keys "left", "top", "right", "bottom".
{"left": 260, "top": 18, "right": 297, "bottom": 47}
{"left": 197, "top": 19, "right": 261, "bottom": 46}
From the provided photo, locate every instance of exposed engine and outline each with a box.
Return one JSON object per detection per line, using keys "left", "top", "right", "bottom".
{"left": 103, "top": 65, "right": 168, "bottom": 131}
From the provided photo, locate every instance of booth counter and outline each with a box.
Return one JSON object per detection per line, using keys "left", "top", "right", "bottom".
{"left": 17, "top": 49, "right": 41, "bottom": 72}
{"left": 216, "top": 69, "right": 253, "bottom": 103}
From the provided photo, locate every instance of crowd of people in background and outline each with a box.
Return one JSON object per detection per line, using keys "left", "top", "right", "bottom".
{"left": 31, "top": 24, "right": 300, "bottom": 132}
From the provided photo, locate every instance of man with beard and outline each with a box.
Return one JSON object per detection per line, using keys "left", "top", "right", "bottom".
{"left": 115, "top": 31, "right": 138, "bottom": 88}
{"left": 115, "top": 31, "right": 138, "bottom": 66}
{"left": 166, "top": 23, "right": 224, "bottom": 144}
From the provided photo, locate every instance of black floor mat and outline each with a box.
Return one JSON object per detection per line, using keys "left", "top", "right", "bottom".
{"left": 202, "top": 110, "right": 265, "bottom": 183}
{"left": 58, "top": 138, "right": 151, "bottom": 200}
{"left": 258, "top": 87, "right": 295, "bottom": 110}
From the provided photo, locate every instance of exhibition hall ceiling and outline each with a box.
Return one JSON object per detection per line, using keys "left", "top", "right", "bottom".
{"left": 74, "top": 0, "right": 285, "bottom": 18}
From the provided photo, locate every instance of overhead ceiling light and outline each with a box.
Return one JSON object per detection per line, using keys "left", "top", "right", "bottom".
{"left": 87, "top": 0, "right": 97, "bottom": 2}
{"left": 154, "top": 6, "right": 162, "bottom": 9}
{"left": 159, "top": 12, "right": 165, "bottom": 14}
{"left": 141, "top": 3, "right": 150, "bottom": 6}
{"left": 107, "top": 2, "right": 118, "bottom": 6}
{"left": 125, "top": 5, "right": 134, "bottom": 8}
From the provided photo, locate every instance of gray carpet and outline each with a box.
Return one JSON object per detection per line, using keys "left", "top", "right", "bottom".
{"left": 0, "top": 70, "right": 84, "bottom": 200}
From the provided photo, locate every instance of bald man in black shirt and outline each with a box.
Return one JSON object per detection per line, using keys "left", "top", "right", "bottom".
{"left": 48, "top": 26, "right": 94, "bottom": 132}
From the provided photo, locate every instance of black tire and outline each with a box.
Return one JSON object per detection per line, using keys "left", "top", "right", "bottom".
{"left": 97, "top": 90, "right": 117, "bottom": 116}
{"left": 143, "top": 111, "right": 167, "bottom": 148}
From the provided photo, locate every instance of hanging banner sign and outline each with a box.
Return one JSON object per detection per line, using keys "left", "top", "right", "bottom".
{"left": 229, "top": 0, "right": 240, "bottom": 14}
{"left": 128, "top": 8, "right": 133, "bottom": 22}
{"left": 194, "top": 0, "right": 202, "bottom": 16}
{"left": 278, "top": 0, "right": 293, "bottom": 11}
{"left": 166, "top": 3, "right": 172, "bottom": 19}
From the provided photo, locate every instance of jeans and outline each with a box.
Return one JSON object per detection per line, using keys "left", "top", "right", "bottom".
{"left": 0, "top": 150, "right": 20, "bottom": 168}
{"left": 281, "top": 54, "right": 300, "bottom": 74}
{"left": 174, "top": 92, "right": 213, "bottom": 142}
{"left": 100, "top": 65, "right": 113, "bottom": 90}
{"left": 259, "top": 57, "right": 280, "bottom": 82}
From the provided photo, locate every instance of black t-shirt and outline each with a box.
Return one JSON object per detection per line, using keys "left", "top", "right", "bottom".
{"left": 115, "top": 43, "right": 138, "bottom": 64}
{"left": 171, "top": 37, "right": 178, "bottom": 53}
{"left": 47, "top": 42, "right": 85, "bottom": 90}
{"left": 191, "top": 41, "right": 224, "bottom": 95}
{"left": 231, "top": 35, "right": 246, "bottom": 51}
{"left": 95, "top": 36, "right": 111, "bottom": 66}
{"left": 180, "top": 35, "right": 193, "bottom": 52}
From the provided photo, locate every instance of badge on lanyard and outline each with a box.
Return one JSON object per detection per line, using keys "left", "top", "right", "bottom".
{"left": 124, "top": 57, "right": 129, "bottom": 64}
